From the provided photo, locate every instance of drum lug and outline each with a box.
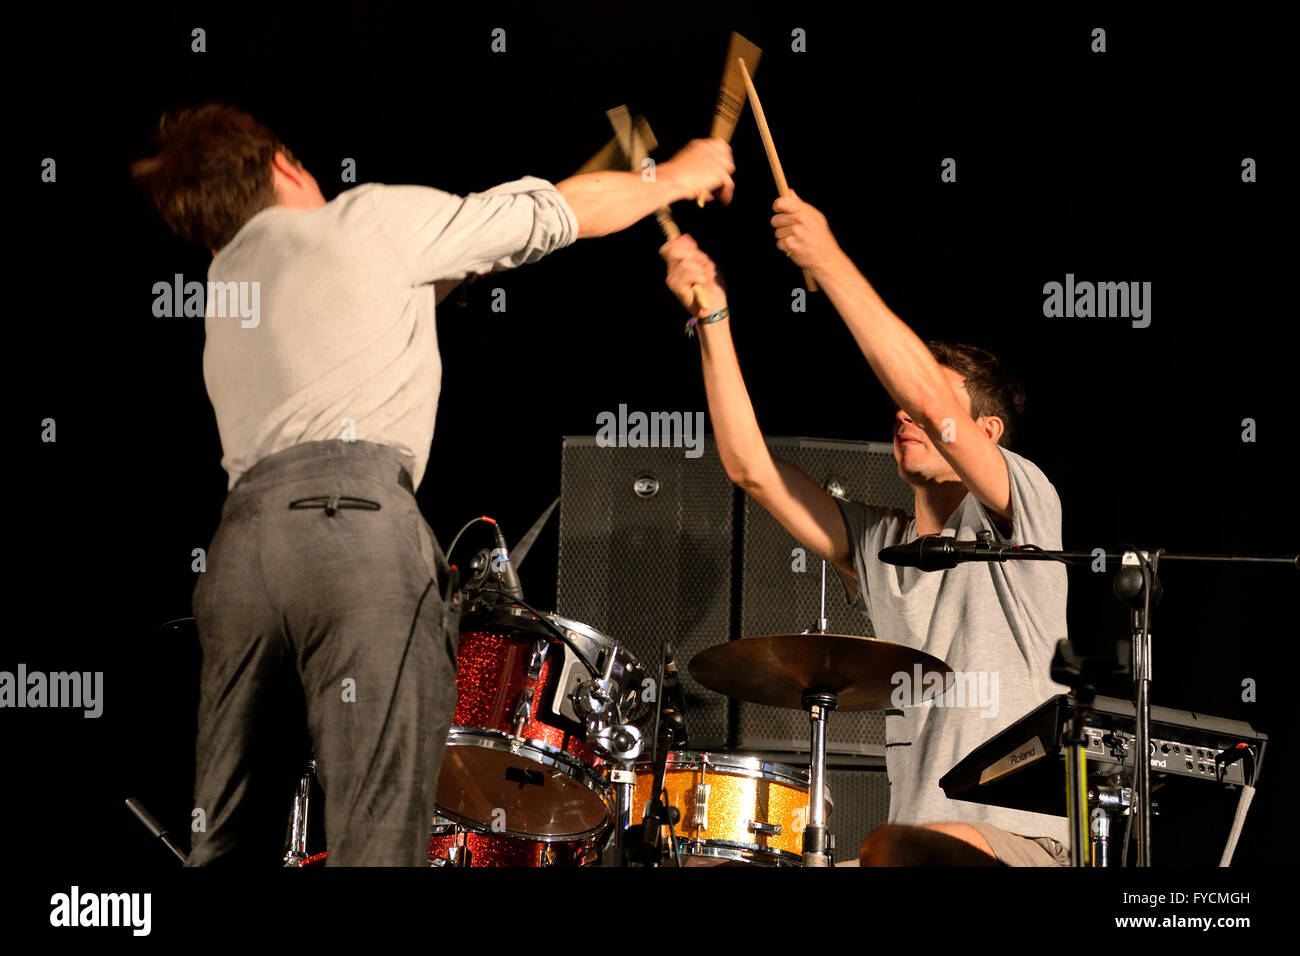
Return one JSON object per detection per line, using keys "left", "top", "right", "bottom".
{"left": 688, "top": 783, "right": 711, "bottom": 831}
{"left": 526, "top": 639, "right": 549, "bottom": 681}
{"left": 445, "top": 843, "right": 472, "bottom": 867}
{"left": 749, "top": 820, "right": 782, "bottom": 837}
{"left": 511, "top": 687, "right": 536, "bottom": 744}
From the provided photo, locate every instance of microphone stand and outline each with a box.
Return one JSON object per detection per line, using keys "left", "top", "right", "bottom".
{"left": 622, "top": 641, "right": 683, "bottom": 866}
{"left": 881, "top": 539, "right": 1294, "bottom": 867}
{"left": 1110, "top": 550, "right": 1156, "bottom": 866}
{"left": 642, "top": 711, "right": 684, "bottom": 865}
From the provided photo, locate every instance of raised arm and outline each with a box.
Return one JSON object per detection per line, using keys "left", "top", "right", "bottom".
{"left": 770, "top": 192, "right": 1012, "bottom": 520}
{"left": 373, "top": 138, "right": 732, "bottom": 286}
{"left": 556, "top": 139, "right": 734, "bottom": 239}
{"left": 661, "top": 235, "right": 854, "bottom": 581}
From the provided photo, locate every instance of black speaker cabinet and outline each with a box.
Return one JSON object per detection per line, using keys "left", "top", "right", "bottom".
{"left": 556, "top": 437, "right": 736, "bottom": 748}
{"left": 825, "top": 762, "right": 891, "bottom": 861}
{"left": 555, "top": 436, "right": 914, "bottom": 756}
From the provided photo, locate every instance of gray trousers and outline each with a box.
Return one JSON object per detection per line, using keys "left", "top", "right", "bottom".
{"left": 186, "top": 441, "right": 459, "bottom": 866}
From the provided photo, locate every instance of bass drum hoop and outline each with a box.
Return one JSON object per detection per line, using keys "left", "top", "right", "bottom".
{"left": 436, "top": 727, "right": 614, "bottom": 842}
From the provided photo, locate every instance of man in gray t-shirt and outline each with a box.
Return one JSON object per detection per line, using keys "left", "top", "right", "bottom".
{"left": 835, "top": 447, "right": 1071, "bottom": 857}
{"left": 662, "top": 194, "right": 1071, "bottom": 865}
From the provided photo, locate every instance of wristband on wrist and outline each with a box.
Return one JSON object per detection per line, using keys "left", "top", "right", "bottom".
{"left": 685, "top": 307, "right": 729, "bottom": 337}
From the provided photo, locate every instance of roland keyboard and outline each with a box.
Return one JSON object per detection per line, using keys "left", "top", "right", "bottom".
{"left": 939, "top": 694, "right": 1267, "bottom": 817}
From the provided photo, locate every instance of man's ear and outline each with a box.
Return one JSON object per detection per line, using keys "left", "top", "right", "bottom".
{"left": 980, "top": 415, "right": 1006, "bottom": 446}
{"left": 269, "top": 152, "right": 303, "bottom": 208}
{"left": 270, "top": 151, "right": 310, "bottom": 197}
{"left": 271, "top": 150, "right": 299, "bottom": 178}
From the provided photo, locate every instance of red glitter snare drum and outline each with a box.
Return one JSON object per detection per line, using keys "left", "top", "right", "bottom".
{"left": 428, "top": 818, "right": 598, "bottom": 867}
{"left": 435, "top": 605, "right": 647, "bottom": 842}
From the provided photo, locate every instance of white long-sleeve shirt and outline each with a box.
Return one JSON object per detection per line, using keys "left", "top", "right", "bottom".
{"left": 203, "top": 177, "right": 579, "bottom": 489}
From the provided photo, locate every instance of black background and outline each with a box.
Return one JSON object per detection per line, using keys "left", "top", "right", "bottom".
{"left": 8, "top": 1, "right": 1294, "bottom": 932}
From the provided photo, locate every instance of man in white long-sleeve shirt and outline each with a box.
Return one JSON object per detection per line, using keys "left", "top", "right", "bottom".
{"left": 133, "top": 103, "right": 734, "bottom": 865}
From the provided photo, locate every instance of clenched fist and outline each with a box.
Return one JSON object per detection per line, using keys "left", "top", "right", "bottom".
{"left": 661, "top": 138, "right": 736, "bottom": 206}
{"left": 771, "top": 190, "right": 841, "bottom": 273}
{"left": 661, "top": 234, "right": 727, "bottom": 319}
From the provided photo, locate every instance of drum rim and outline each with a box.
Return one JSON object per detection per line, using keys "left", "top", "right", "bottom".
{"left": 438, "top": 727, "right": 614, "bottom": 841}
{"left": 668, "top": 837, "right": 803, "bottom": 867}
{"left": 428, "top": 825, "right": 596, "bottom": 852}
{"left": 433, "top": 805, "right": 609, "bottom": 844}
{"left": 637, "top": 749, "right": 810, "bottom": 788}
{"left": 431, "top": 812, "right": 493, "bottom": 837}
{"left": 461, "top": 605, "right": 615, "bottom": 650}
{"left": 460, "top": 607, "right": 649, "bottom": 679}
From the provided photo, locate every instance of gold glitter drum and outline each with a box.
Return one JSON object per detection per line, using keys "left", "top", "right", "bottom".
{"left": 632, "top": 751, "right": 833, "bottom": 866}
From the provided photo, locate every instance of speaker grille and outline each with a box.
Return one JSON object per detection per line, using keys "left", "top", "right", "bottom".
{"left": 737, "top": 438, "right": 914, "bottom": 754}
{"left": 556, "top": 437, "right": 735, "bottom": 747}
{"left": 555, "top": 436, "right": 914, "bottom": 756}
{"left": 826, "top": 765, "right": 891, "bottom": 861}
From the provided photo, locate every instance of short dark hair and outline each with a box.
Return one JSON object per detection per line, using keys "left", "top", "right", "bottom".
{"left": 926, "top": 341, "right": 1027, "bottom": 449}
{"left": 130, "top": 103, "right": 297, "bottom": 250}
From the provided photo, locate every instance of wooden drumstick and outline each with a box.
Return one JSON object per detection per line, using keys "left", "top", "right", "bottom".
{"left": 606, "top": 106, "right": 712, "bottom": 315}
{"left": 698, "top": 31, "right": 763, "bottom": 207}
{"left": 737, "top": 57, "right": 819, "bottom": 293}
{"left": 652, "top": 194, "right": 713, "bottom": 315}
{"left": 573, "top": 115, "right": 658, "bottom": 176}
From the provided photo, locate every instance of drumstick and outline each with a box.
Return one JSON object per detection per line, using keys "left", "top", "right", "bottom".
{"left": 698, "top": 31, "right": 764, "bottom": 206}
{"left": 572, "top": 116, "right": 658, "bottom": 176}
{"left": 737, "top": 57, "right": 819, "bottom": 293}
{"left": 605, "top": 106, "right": 713, "bottom": 315}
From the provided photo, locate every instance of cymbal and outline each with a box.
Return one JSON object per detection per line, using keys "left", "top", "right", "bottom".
{"left": 689, "top": 633, "right": 952, "bottom": 712}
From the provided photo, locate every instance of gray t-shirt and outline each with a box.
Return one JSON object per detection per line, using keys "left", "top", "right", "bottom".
{"left": 836, "top": 446, "right": 1071, "bottom": 843}
{"left": 204, "top": 178, "right": 579, "bottom": 489}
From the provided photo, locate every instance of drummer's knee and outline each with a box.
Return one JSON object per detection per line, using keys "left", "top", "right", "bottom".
{"left": 859, "top": 824, "right": 912, "bottom": 866}
{"left": 918, "top": 822, "right": 996, "bottom": 856}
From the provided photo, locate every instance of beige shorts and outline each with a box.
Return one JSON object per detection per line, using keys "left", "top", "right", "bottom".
{"left": 971, "top": 822, "right": 1071, "bottom": 866}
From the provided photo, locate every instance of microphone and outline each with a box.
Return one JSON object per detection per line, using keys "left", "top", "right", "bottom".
{"left": 660, "top": 642, "right": 689, "bottom": 748}
{"left": 488, "top": 520, "right": 524, "bottom": 600}
{"left": 878, "top": 534, "right": 1007, "bottom": 571}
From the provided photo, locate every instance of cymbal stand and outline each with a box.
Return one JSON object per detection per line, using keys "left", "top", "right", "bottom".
{"left": 802, "top": 688, "right": 836, "bottom": 867}
{"left": 802, "top": 557, "right": 830, "bottom": 635}
{"left": 799, "top": 551, "right": 834, "bottom": 866}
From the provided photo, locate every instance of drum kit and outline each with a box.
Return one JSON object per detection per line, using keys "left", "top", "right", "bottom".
{"left": 143, "top": 500, "right": 1291, "bottom": 869}
{"left": 281, "top": 587, "right": 949, "bottom": 868}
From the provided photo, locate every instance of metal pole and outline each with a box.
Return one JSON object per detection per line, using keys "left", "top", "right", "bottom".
{"left": 1065, "top": 741, "right": 1088, "bottom": 866}
{"left": 1134, "top": 631, "right": 1152, "bottom": 867}
{"left": 801, "top": 690, "right": 835, "bottom": 867}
